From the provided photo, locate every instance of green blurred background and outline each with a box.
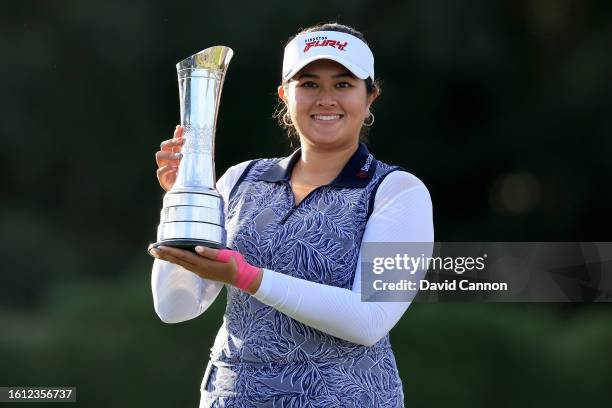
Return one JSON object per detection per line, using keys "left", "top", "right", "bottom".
{"left": 1, "top": 0, "right": 611, "bottom": 406}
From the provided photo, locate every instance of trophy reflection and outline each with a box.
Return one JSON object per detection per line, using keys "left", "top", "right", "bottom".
{"left": 154, "top": 46, "right": 233, "bottom": 250}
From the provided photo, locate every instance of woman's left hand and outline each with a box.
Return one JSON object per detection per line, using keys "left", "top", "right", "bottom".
{"left": 148, "top": 245, "right": 262, "bottom": 294}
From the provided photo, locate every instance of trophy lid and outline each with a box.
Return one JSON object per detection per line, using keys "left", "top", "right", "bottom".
{"left": 176, "top": 46, "right": 234, "bottom": 73}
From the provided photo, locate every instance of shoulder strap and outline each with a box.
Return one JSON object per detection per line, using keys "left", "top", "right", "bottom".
{"left": 228, "top": 159, "right": 261, "bottom": 202}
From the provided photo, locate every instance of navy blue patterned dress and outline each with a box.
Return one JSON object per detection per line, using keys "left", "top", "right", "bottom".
{"left": 199, "top": 143, "right": 405, "bottom": 407}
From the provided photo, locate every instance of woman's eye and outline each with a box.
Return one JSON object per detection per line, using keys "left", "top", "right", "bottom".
{"left": 336, "top": 82, "right": 352, "bottom": 88}
{"left": 301, "top": 81, "right": 318, "bottom": 88}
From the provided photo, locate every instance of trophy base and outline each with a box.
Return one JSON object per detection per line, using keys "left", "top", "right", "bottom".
{"left": 150, "top": 239, "right": 228, "bottom": 256}
{"left": 155, "top": 189, "right": 227, "bottom": 255}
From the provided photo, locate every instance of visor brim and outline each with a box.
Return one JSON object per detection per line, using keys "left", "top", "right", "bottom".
{"left": 283, "top": 54, "right": 371, "bottom": 81}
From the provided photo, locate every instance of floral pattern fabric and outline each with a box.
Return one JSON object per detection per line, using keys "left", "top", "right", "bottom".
{"left": 200, "top": 146, "right": 405, "bottom": 407}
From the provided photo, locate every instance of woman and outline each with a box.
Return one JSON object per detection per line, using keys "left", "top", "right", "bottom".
{"left": 150, "top": 23, "right": 434, "bottom": 407}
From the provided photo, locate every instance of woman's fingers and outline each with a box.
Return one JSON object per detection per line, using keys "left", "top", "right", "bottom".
{"left": 172, "top": 126, "right": 185, "bottom": 153}
{"left": 151, "top": 246, "right": 230, "bottom": 280}
{"left": 159, "top": 126, "right": 184, "bottom": 154}
{"left": 195, "top": 246, "right": 219, "bottom": 260}
{"left": 173, "top": 125, "right": 184, "bottom": 140}
{"left": 160, "top": 138, "right": 185, "bottom": 152}
{"left": 157, "top": 127, "right": 185, "bottom": 166}
{"left": 154, "top": 246, "right": 198, "bottom": 269}
{"left": 157, "top": 126, "right": 184, "bottom": 165}
{"left": 157, "top": 165, "right": 178, "bottom": 191}
{"left": 155, "top": 150, "right": 182, "bottom": 167}
{"left": 155, "top": 126, "right": 185, "bottom": 191}
{"left": 157, "top": 164, "right": 178, "bottom": 175}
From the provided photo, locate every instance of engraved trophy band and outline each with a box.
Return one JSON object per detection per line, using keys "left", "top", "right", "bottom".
{"left": 154, "top": 46, "right": 233, "bottom": 250}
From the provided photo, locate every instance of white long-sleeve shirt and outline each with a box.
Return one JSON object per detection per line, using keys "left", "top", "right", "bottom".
{"left": 151, "top": 160, "right": 434, "bottom": 346}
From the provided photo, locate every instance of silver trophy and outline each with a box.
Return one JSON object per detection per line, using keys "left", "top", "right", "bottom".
{"left": 154, "top": 46, "right": 233, "bottom": 250}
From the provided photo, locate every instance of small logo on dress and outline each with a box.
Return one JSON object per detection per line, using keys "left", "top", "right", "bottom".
{"left": 356, "top": 154, "right": 373, "bottom": 179}
{"left": 360, "top": 154, "right": 373, "bottom": 172}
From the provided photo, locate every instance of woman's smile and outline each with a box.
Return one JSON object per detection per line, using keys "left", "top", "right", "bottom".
{"left": 311, "top": 113, "right": 344, "bottom": 123}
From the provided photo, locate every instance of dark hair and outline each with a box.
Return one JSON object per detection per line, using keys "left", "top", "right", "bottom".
{"left": 274, "top": 23, "right": 381, "bottom": 144}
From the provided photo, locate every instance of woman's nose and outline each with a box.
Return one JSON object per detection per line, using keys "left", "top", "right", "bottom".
{"left": 316, "top": 95, "right": 337, "bottom": 107}
{"left": 316, "top": 87, "right": 337, "bottom": 106}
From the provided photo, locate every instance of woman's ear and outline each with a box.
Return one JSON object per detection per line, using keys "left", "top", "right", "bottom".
{"left": 277, "top": 85, "right": 287, "bottom": 103}
{"left": 366, "top": 87, "right": 379, "bottom": 110}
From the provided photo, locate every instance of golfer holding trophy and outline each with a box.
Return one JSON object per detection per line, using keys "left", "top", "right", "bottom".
{"left": 151, "top": 23, "right": 434, "bottom": 407}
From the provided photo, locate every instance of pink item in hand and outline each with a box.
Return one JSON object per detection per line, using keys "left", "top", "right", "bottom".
{"left": 216, "top": 249, "right": 260, "bottom": 290}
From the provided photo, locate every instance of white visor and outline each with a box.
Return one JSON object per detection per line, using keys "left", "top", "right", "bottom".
{"left": 282, "top": 30, "right": 374, "bottom": 82}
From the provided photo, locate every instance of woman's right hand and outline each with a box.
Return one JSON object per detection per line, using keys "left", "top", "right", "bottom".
{"left": 156, "top": 125, "right": 185, "bottom": 192}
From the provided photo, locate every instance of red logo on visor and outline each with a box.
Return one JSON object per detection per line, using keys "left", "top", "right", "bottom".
{"left": 304, "top": 40, "right": 348, "bottom": 53}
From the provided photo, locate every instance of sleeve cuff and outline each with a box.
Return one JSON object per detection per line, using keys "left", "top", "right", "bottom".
{"left": 252, "top": 268, "right": 275, "bottom": 301}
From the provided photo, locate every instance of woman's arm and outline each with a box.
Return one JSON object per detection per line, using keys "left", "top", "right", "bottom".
{"left": 151, "top": 259, "right": 224, "bottom": 323}
{"left": 252, "top": 172, "right": 434, "bottom": 346}
{"left": 151, "top": 160, "right": 253, "bottom": 323}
